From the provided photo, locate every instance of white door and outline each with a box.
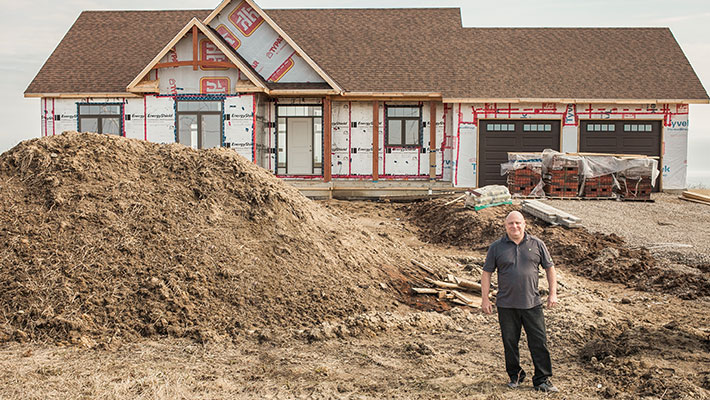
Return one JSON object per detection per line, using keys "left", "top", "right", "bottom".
{"left": 287, "top": 118, "right": 313, "bottom": 175}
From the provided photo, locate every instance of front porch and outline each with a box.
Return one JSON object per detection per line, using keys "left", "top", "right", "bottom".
{"left": 286, "top": 179, "right": 460, "bottom": 200}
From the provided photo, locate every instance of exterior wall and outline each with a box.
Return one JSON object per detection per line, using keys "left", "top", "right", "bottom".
{"left": 330, "top": 101, "right": 451, "bottom": 180}
{"left": 38, "top": 96, "right": 458, "bottom": 184}
{"left": 224, "top": 94, "right": 257, "bottom": 161}
{"left": 40, "top": 93, "right": 257, "bottom": 156}
{"left": 451, "top": 102, "right": 690, "bottom": 189}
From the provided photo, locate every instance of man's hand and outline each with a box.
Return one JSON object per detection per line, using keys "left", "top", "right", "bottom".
{"left": 481, "top": 297, "right": 493, "bottom": 314}
{"left": 546, "top": 292, "right": 558, "bottom": 309}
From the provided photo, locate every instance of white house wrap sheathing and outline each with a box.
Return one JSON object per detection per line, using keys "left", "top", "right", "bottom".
{"left": 208, "top": 0, "right": 324, "bottom": 83}
{"left": 224, "top": 94, "right": 256, "bottom": 161}
{"left": 452, "top": 102, "right": 690, "bottom": 189}
{"left": 158, "top": 32, "right": 244, "bottom": 95}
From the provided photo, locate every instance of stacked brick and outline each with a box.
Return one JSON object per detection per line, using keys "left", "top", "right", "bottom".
{"left": 582, "top": 175, "right": 615, "bottom": 198}
{"left": 618, "top": 176, "right": 653, "bottom": 200}
{"left": 507, "top": 167, "right": 542, "bottom": 196}
{"left": 544, "top": 156, "right": 579, "bottom": 198}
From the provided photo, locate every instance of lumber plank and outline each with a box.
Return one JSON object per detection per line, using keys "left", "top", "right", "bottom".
{"left": 424, "top": 277, "right": 462, "bottom": 290}
{"left": 412, "top": 260, "right": 438, "bottom": 277}
{"left": 682, "top": 191, "right": 710, "bottom": 203}
{"left": 412, "top": 288, "right": 439, "bottom": 294}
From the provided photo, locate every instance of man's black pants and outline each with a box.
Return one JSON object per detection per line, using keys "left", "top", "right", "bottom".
{"left": 497, "top": 305, "right": 552, "bottom": 386}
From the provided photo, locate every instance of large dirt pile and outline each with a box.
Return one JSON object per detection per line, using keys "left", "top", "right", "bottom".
{"left": 0, "top": 132, "right": 416, "bottom": 344}
{"left": 408, "top": 199, "right": 710, "bottom": 299}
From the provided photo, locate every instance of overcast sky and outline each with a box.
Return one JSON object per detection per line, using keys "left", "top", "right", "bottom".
{"left": 1, "top": 0, "right": 708, "bottom": 186}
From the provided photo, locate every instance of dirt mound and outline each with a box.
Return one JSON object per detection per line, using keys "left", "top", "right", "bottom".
{"left": 0, "top": 132, "right": 420, "bottom": 344}
{"left": 407, "top": 199, "right": 710, "bottom": 299}
{"left": 579, "top": 321, "right": 710, "bottom": 399}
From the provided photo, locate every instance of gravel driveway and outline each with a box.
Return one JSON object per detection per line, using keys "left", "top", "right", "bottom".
{"left": 537, "top": 193, "right": 710, "bottom": 266}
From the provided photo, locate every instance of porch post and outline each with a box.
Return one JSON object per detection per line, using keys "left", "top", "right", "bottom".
{"left": 429, "top": 101, "right": 437, "bottom": 180}
{"left": 372, "top": 100, "right": 379, "bottom": 181}
{"left": 323, "top": 97, "right": 332, "bottom": 182}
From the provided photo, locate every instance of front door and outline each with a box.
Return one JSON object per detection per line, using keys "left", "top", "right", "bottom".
{"left": 287, "top": 117, "right": 313, "bottom": 175}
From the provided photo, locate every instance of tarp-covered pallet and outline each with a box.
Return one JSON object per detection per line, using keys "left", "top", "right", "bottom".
{"left": 501, "top": 150, "right": 659, "bottom": 200}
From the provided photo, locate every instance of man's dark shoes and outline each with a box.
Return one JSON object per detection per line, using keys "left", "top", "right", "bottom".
{"left": 534, "top": 380, "right": 559, "bottom": 393}
{"left": 506, "top": 380, "right": 520, "bottom": 389}
{"left": 506, "top": 373, "right": 525, "bottom": 389}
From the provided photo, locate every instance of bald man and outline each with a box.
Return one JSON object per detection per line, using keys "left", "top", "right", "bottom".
{"left": 481, "top": 211, "right": 559, "bottom": 393}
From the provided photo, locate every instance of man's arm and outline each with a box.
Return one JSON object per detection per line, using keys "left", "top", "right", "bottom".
{"left": 481, "top": 271, "right": 493, "bottom": 314}
{"left": 545, "top": 266, "right": 558, "bottom": 308}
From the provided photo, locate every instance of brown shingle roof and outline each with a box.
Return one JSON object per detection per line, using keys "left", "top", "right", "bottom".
{"left": 444, "top": 27, "right": 709, "bottom": 100}
{"left": 25, "top": 10, "right": 211, "bottom": 94}
{"left": 25, "top": 8, "right": 708, "bottom": 101}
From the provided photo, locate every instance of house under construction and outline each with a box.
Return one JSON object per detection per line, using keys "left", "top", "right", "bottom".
{"left": 25, "top": 0, "right": 709, "bottom": 197}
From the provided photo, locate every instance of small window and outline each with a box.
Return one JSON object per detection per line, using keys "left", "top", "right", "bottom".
{"left": 177, "top": 101, "right": 222, "bottom": 113}
{"left": 386, "top": 105, "right": 421, "bottom": 147}
{"left": 631, "top": 125, "right": 638, "bottom": 132}
{"left": 277, "top": 105, "right": 322, "bottom": 117}
{"left": 624, "top": 124, "right": 630, "bottom": 132}
{"left": 508, "top": 124, "right": 515, "bottom": 131}
{"left": 524, "top": 124, "right": 531, "bottom": 132}
{"left": 78, "top": 103, "right": 123, "bottom": 135}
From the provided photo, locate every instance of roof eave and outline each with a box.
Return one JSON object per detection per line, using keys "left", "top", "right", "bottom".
{"left": 442, "top": 97, "right": 710, "bottom": 104}
{"left": 24, "top": 92, "right": 142, "bottom": 99}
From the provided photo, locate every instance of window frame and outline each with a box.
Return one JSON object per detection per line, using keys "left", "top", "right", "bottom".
{"left": 385, "top": 105, "right": 423, "bottom": 148}
{"left": 175, "top": 99, "right": 224, "bottom": 149}
{"left": 77, "top": 102, "right": 124, "bottom": 136}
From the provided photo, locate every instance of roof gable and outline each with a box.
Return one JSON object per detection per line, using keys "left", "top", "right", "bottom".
{"left": 205, "top": 0, "right": 340, "bottom": 90}
{"left": 126, "top": 18, "right": 267, "bottom": 93}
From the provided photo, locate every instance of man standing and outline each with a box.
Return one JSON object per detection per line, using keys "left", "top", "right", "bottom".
{"left": 481, "top": 210, "right": 559, "bottom": 393}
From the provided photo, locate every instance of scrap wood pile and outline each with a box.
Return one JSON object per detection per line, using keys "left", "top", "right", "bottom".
{"left": 410, "top": 260, "right": 495, "bottom": 308}
{"left": 503, "top": 149, "right": 659, "bottom": 200}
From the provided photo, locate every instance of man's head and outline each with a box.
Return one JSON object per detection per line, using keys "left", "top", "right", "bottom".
{"left": 505, "top": 211, "right": 526, "bottom": 242}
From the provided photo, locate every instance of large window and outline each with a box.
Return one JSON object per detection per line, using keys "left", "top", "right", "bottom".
{"left": 176, "top": 100, "right": 223, "bottom": 149}
{"left": 78, "top": 103, "right": 122, "bottom": 135}
{"left": 386, "top": 105, "right": 421, "bottom": 147}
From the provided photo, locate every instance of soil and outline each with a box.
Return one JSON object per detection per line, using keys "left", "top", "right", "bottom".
{"left": 1, "top": 132, "right": 709, "bottom": 399}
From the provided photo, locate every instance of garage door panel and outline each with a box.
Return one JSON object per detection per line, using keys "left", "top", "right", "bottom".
{"left": 580, "top": 120, "right": 661, "bottom": 191}
{"left": 478, "top": 119, "right": 560, "bottom": 187}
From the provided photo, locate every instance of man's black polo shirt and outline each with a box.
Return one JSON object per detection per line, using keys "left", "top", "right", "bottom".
{"left": 483, "top": 233, "right": 554, "bottom": 309}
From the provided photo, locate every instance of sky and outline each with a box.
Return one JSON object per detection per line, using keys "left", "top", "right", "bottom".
{"left": 1, "top": 0, "right": 708, "bottom": 186}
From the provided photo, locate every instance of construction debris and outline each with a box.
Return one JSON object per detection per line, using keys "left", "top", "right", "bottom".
{"left": 521, "top": 200, "right": 582, "bottom": 228}
{"left": 411, "top": 259, "right": 495, "bottom": 307}
{"left": 680, "top": 191, "right": 710, "bottom": 205}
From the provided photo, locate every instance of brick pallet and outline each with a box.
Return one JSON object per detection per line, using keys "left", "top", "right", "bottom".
{"left": 582, "top": 174, "right": 615, "bottom": 198}
{"left": 507, "top": 167, "right": 542, "bottom": 196}
{"left": 618, "top": 176, "right": 652, "bottom": 200}
{"left": 545, "top": 167, "right": 579, "bottom": 198}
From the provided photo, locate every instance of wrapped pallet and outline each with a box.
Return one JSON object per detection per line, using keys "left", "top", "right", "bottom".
{"left": 465, "top": 185, "right": 512, "bottom": 211}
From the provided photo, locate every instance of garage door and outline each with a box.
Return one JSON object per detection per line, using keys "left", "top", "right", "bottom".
{"left": 579, "top": 120, "right": 661, "bottom": 191}
{"left": 478, "top": 119, "right": 560, "bottom": 187}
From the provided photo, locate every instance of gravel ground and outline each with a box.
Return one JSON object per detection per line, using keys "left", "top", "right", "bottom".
{"left": 538, "top": 193, "right": 710, "bottom": 266}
